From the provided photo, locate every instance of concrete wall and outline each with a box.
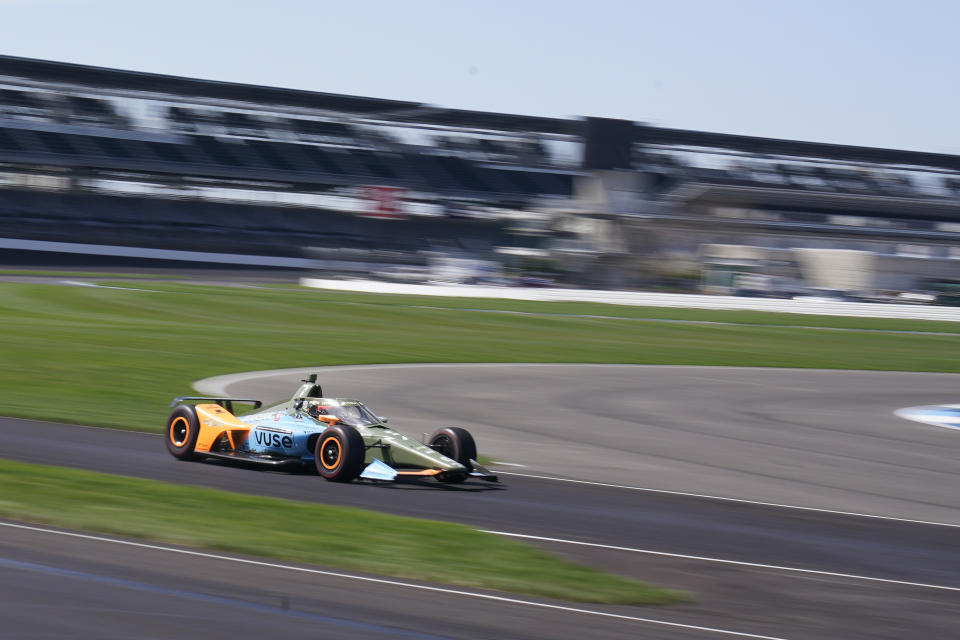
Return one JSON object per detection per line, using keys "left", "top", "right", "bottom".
{"left": 301, "top": 278, "right": 960, "bottom": 321}
{"left": 793, "top": 249, "right": 876, "bottom": 290}
{"left": 574, "top": 170, "right": 646, "bottom": 215}
{"left": 875, "top": 255, "right": 960, "bottom": 290}
{"left": 699, "top": 242, "right": 960, "bottom": 292}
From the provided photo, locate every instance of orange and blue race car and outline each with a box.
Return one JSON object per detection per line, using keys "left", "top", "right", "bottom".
{"left": 165, "top": 374, "right": 497, "bottom": 484}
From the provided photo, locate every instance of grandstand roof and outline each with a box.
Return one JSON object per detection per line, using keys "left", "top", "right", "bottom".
{"left": 0, "top": 55, "right": 577, "bottom": 135}
{"left": 634, "top": 125, "right": 960, "bottom": 172}
{"left": 1, "top": 55, "right": 958, "bottom": 169}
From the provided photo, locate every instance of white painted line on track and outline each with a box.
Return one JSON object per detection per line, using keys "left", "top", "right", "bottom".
{"left": 61, "top": 280, "right": 163, "bottom": 293}
{"left": 496, "top": 471, "right": 960, "bottom": 529}
{"left": 0, "top": 521, "right": 787, "bottom": 640}
{"left": 485, "top": 531, "right": 960, "bottom": 593}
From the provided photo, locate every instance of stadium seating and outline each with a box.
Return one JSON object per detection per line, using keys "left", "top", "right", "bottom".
{"left": 0, "top": 118, "right": 574, "bottom": 200}
{"left": 0, "top": 188, "right": 513, "bottom": 257}
{"left": 642, "top": 151, "right": 952, "bottom": 203}
{"left": 0, "top": 88, "right": 48, "bottom": 118}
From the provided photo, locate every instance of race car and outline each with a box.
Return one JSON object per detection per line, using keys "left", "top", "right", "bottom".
{"left": 164, "top": 374, "right": 497, "bottom": 484}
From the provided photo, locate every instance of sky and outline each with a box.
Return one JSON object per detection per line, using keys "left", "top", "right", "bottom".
{"left": 0, "top": 0, "right": 956, "bottom": 153}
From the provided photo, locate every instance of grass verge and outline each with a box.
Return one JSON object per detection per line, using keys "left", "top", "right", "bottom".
{"left": 1, "top": 281, "right": 959, "bottom": 430}
{"left": 0, "top": 458, "right": 683, "bottom": 605}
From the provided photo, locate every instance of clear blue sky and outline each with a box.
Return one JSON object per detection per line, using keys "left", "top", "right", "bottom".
{"left": 1, "top": 0, "right": 956, "bottom": 153}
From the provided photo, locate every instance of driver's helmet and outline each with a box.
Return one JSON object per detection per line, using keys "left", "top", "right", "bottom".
{"left": 305, "top": 403, "right": 330, "bottom": 419}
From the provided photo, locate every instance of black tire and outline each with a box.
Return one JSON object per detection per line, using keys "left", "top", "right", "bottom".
{"left": 428, "top": 427, "right": 477, "bottom": 468}
{"left": 165, "top": 405, "right": 200, "bottom": 460}
{"left": 314, "top": 425, "right": 365, "bottom": 482}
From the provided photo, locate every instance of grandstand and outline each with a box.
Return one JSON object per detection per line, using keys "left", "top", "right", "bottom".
{"left": 0, "top": 55, "right": 958, "bottom": 291}
{"left": 550, "top": 119, "right": 960, "bottom": 290}
{"left": 0, "top": 55, "right": 580, "bottom": 269}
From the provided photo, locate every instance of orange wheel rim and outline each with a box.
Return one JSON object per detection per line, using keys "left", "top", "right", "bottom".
{"left": 170, "top": 416, "right": 190, "bottom": 446}
{"left": 320, "top": 436, "right": 342, "bottom": 470}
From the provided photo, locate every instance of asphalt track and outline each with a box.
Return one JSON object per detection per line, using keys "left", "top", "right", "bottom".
{"left": 201, "top": 364, "right": 960, "bottom": 525}
{"left": 2, "top": 365, "right": 959, "bottom": 639}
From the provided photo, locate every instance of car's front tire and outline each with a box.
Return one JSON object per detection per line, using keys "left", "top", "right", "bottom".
{"left": 314, "top": 425, "right": 365, "bottom": 482}
{"left": 166, "top": 405, "right": 200, "bottom": 460}
{"left": 428, "top": 427, "right": 477, "bottom": 481}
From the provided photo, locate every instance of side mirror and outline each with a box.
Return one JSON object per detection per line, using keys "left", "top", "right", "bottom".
{"left": 318, "top": 415, "right": 340, "bottom": 425}
{"left": 378, "top": 416, "right": 389, "bottom": 424}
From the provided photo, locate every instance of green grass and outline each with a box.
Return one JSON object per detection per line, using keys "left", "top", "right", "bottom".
{"left": 1, "top": 280, "right": 959, "bottom": 430}
{"left": 0, "top": 458, "right": 682, "bottom": 605}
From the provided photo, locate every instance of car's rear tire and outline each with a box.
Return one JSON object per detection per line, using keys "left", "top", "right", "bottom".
{"left": 314, "top": 425, "right": 365, "bottom": 482}
{"left": 166, "top": 405, "right": 200, "bottom": 460}
{"left": 429, "top": 426, "right": 477, "bottom": 471}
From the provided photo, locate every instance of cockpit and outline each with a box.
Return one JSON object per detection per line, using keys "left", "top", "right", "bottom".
{"left": 302, "top": 399, "right": 382, "bottom": 427}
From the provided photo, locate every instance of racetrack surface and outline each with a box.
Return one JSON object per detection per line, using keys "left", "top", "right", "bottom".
{"left": 2, "top": 365, "right": 959, "bottom": 638}
{"left": 202, "top": 364, "right": 960, "bottom": 526}
{"left": 1, "top": 522, "right": 736, "bottom": 640}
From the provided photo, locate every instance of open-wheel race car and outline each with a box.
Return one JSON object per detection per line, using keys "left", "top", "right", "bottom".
{"left": 165, "top": 374, "right": 497, "bottom": 484}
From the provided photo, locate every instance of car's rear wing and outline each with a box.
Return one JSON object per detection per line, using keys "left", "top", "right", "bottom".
{"left": 170, "top": 396, "right": 263, "bottom": 412}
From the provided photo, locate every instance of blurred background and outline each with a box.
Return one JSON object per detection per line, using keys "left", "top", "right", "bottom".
{"left": 0, "top": 1, "right": 958, "bottom": 302}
